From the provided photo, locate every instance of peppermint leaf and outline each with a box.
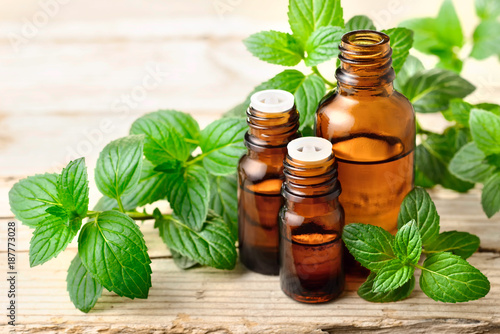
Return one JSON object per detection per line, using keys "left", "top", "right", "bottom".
{"left": 166, "top": 165, "right": 210, "bottom": 231}
{"left": 401, "top": 69, "right": 475, "bottom": 113}
{"left": 470, "top": 20, "right": 500, "bottom": 60}
{"left": 381, "top": 28, "right": 413, "bottom": 74}
{"left": 424, "top": 231, "right": 480, "bottom": 259}
{"left": 476, "top": 0, "right": 500, "bottom": 20}
{"left": 131, "top": 116, "right": 189, "bottom": 165}
{"left": 372, "top": 260, "right": 414, "bottom": 293}
{"left": 295, "top": 74, "right": 326, "bottom": 130}
{"left": 155, "top": 211, "right": 237, "bottom": 270}
{"left": 469, "top": 109, "right": 500, "bottom": 156}
{"left": 78, "top": 211, "right": 152, "bottom": 299}
{"left": 45, "top": 206, "right": 68, "bottom": 219}
{"left": 95, "top": 135, "right": 144, "bottom": 200}
{"left": 394, "top": 55, "right": 424, "bottom": 91}
{"left": 435, "top": 0, "right": 464, "bottom": 48}
{"left": 398, "top": 188, "right": 440, "bottom": 247}
{"left": 209, "top": 174, "right": 238, "bottom": 240}
{"left": 170, "top": 250, "right": 199, "bottom": 270}
{"left": 288, "top": 0, "right": 344, "bottom": 46}
{"left": 345, "top": 15, "right": 375, "bottom": 30}
{"left": 67, "top": 254, "right": 103, "bottom": 313}
{"left": 29, "top": 215, "right": 80, "bottom": 267}
{"left": 57, "top": 158, "right": 89, "bottom": 219}
{"left": 420, "top": 252, "right": 490, "bottom": 303}
{"left": 243, "top": 31, "right": 304, "bottom": 66}
{"left": 304, "top": 26, "right": 344, "bottom": 67}
{"left": 9, "top": 173, "right": 61, "bottom": 227}
{"left": 394, "top": 220, "right": 422, "bottom": 265}
{"left": 131, "top": 110, "right": 200, "bottom": 152}
{"left": 199, "top": 118, "right": 247, "bottom": 176}
{"left": 482, "top": 173, "right": 500, "bottom": 218}
{"left": 449, "top": 142, "right": 496, "bottom": 183}
{"left": 358, "top": 272, "right": 415, "bottom": 303}
{"left": 342, "top": 223, "right": 396, "bottom": 272}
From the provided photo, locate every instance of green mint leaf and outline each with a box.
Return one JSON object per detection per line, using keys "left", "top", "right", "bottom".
{"left": 130, "top": 110, "right": 200, "bottom": 152}
{"left": 446, "top": 99, "right": 472, "bottom": 127}
{"left": 67, "top": 254, "right": 103, "bottom": 313}
{"left": 224, "top": 70, "right": 306, "bottom": 119}
{"left": 29, "top": 215, "right": 80, "bottom": 267}
{"left": 420, "top": 252, "right": 490, "bottom": 303}
{"left": 95, "top": 159, "right": 175, "bottom": 211}
{"left": 154, "top": 160, "right": 182, "bottom": 173}
{"left": 397, "top": 188, "right": 440, "bottom": 247}
{"left": 399, "top": 18, "right": 442, "bottom": 56}
{"left": 288, "top": 0, "right": 344, "bottom": 46}
{"left": 381, "top": 28, "right": 413, "bottom": 74}
{"left": 394, "top": 55, "right": 424, "bottom": 92}
{"left": 209, "top": 174, "right": 238, "bottom": 241}
{"left": 372, "top": 260, "right": 414, "bottom": 293}
{"left": 166, "top": 164, "right": 210, "bottom": 231}
{"left": 243, "top": 31, "right": 304, "bottom": 66}
{"left": 131, "top": 115, "right": 189, "bottom": 166}
{"left": 155, "top": 211, "right": 237, "bottom": 270}
{"left": 304, "top": 26, "right": 344, "bottom": 67}
{"left": 482, "top": 173, "right": 500, "bottom": 218}
{"left": 9, "top": 173, "right": 61, "bottom": 227}
{"left": 95, "top": 135, "right": 144, "bottom": 200}
{"left": 171, "top": 249, "right": 199, "bottom": 270}
{"left": 342, "top": 223, "right": 395, "bottom": 272}
{"left": 57, "top": 158, "right": 89, "bottom": 219}
{"left": 414, "top": 166, "right": 436, "bottom": 188}
{"left": 435, "top": 0, "right": 464, "bottom": 48}
{"left": 435, "top": 50, "right": 463, "bottom": 73}
{"left": 470, "top": 109, "right": 500, "bottom": 156}
{"left": 476, "top": 0, "right": 500, "bottom": 20}
{"left": 475, "top": 103, "right": 500, "bottom": 116}
{"left": 401, "top": 69, "right": 475, "bottom": 113}
{"left": 199, "top": 118, "right": 247, "bottom": 176}
{"left": 345, "top": 15, "right": 375, "bottom": 30}
{"left": 78, "top": 211, "right": 152, "bottom": 299}
{"left": 470, "top": 20, "right": 500, "bottom": 60}
{"left": 449, "top": 142, "right": 497, "bottom": 184}
{"left": 416, "top": 144, "right": 474, "bottom": 193}
{"left": 358, "top": 272, "right": 415, "bottom": 303}
{"left": 394, "top": 220, "right": 422, "bottom": 265}
{"left": 424, "top": 231, "right": 480, "bottom": 259}
{"left": 295, "top": 74, "right": 326, "bottom": 130}
{"left": 45, "top": 205, "right": 68, "bottom": 219}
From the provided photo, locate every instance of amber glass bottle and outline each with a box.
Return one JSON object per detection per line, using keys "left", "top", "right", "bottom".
{"left": 280, "top": 137, "right": 344, "bottom": 303}
{"left": 238, "top": 89, "right": 299, "bottom": 275}
{"left": 316, "top": 30, "right": 415, "bottom": 275}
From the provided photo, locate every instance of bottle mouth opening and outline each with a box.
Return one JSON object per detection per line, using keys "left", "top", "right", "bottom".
{"left": 342, "top": 30, "right": 389, "bottom": 47}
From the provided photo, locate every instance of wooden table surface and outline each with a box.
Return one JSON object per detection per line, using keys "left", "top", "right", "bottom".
{"left": 1, "top": 0, "right": 500, "bottom": 333}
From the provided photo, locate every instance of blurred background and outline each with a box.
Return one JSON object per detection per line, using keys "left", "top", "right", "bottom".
{"left": 0, "top": 0, "right": 498, "bottom": 196}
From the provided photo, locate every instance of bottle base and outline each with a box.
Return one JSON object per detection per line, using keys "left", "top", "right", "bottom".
{"left": 239, "top": 247, "right": 279, "bottom": 276}
{"left": 281, "top": 287, "right": 344, "bottom": 304}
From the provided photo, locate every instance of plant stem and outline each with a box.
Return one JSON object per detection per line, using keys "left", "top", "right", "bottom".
{"left": 312, "top": 66, "right": 336, "bottom": 88}
{"left": 116, "top": 196, "right": 125, "bottom": 213}
{"left": 185, "top": 153, "right": 208, "bottom": 166}
{"left": 126, "top": 212, "right": 156, "bottom": 221}
{"left": 184, "top": 138, "right": 199, "bottom": 145}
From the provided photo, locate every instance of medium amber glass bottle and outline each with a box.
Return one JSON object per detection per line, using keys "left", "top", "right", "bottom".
{"left": 280, "top": 137, "right": 345, "bottom": 303}
{"left": 316, "top": 30, "right": 415, "bottom": 275}
{"left": 238, "top": 89, "right": 299, "bottom": 275}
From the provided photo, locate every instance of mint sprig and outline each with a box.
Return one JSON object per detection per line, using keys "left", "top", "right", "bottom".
{"left": 343, "top": 187, "right": 490, "bottom": 303}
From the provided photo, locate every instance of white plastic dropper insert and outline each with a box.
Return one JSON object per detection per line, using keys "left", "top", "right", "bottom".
{"left": 250, "top": 89, "right": 295, "bottom": 113}
{"left": 287, "top": 137, "right": 333, "bottom": 162}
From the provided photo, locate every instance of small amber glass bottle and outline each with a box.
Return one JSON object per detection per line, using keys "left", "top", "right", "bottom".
{"left": 316, "top": 30, "right": 415, "bottom": 274}
{"left": 280, "top": 137, "right": 345, "bottom": 303}
{"left": 238, "top": 89, "right": 299, "bottom": 275}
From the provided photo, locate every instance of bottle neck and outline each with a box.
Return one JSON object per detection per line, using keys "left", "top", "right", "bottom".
{"left": 282, "top": 154, "right": 341, "bottom": 201}
{"left": 245, "top": 106, "right": 299, "bottom": 148}
{"left": 335, "top": 30, "right": 395, "bottom": 96}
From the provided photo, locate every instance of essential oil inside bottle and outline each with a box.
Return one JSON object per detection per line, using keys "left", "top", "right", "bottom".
{"left": 280, "top": 137, "right": 345, "bottom": 303}
{"left": 316, "top": 30, "right": 415, "bottom": 277}
{"left": 238, "top": 89, "right": 299, "bottom": 275}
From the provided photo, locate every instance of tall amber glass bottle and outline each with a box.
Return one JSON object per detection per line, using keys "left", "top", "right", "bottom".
{"left": 316, "top": 31, "right": 415, "bottom": 273}
{"left": 238, "top": 89, "right": 299, "bottom": 275}
{"left": 280, "top": 137, "right": 344, "bottom": 303}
